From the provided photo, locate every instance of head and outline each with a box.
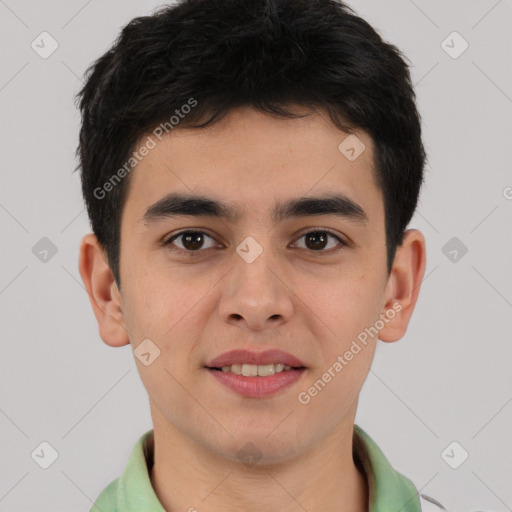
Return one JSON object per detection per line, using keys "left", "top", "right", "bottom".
{"left": 77, "top": 0, "right": 426, "bottom": 464}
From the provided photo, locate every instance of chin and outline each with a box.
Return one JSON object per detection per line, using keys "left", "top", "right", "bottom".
{"left": 215, "top": 430, "right": 303, "bottom": 467}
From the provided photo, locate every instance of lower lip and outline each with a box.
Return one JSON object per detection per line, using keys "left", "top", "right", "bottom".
{"left": 207, "top": 368, "right": 306, "bottom": 398}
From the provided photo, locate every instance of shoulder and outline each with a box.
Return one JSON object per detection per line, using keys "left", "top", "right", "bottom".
{"left": 90, "top": 478, "right": 120, "bottom": 512}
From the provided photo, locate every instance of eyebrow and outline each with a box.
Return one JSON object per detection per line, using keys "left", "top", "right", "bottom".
{"left": 140, "top": 192, "right": 369, "bottom": 226}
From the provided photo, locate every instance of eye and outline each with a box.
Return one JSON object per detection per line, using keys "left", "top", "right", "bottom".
{"left": 293, "top": 230, "right": 347, "bottom": 252}
{"left": 162, "top": 230, "right": 218, "bottom": 254}
{"left": 162, "top": 229, "right": 347, "bottom": 255}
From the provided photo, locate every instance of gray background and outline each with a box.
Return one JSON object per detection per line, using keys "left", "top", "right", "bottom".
{"left": 0, "top": 0, "right": 511, "bottom": 510}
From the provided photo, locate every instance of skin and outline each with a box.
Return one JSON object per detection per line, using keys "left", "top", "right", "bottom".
{"left": 79, "top": 105, "right": 426, "bottom": 512}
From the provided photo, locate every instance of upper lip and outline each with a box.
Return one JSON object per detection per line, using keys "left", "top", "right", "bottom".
{"left": 206, "top": 349, "right": 306, "bottom": 368}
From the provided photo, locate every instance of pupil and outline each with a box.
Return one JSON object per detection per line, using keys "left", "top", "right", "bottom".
{"left": 183, "top": 232, "right": 203, "bottom": 250}
{"left": 306, "top": 231, "right": 327, "bottom": 250}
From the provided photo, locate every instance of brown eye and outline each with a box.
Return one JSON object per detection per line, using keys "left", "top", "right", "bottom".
{"left": 164, "top": 231, "right": 217, "bottom": 253}
{"left": 162, "top": 229, "right": 346, "bottom": 256}
{"left": 294, "top": 230, "right": 346, "bottom": 252}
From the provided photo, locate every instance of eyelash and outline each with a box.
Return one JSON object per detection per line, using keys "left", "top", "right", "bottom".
{"left": 161, "top": 229, "right": 347, "bottom": 255}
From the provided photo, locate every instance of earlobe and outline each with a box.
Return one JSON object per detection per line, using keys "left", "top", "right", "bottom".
{"left": 78, "top": 233, "right": 130, "bottom": 347}
{"left": 378, "top": 229, "right": 427, "bottom": 343}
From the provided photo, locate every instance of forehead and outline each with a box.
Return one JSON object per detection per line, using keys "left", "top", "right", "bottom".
{"left": 122, "top": 106, "right": 383, "bottom": 229}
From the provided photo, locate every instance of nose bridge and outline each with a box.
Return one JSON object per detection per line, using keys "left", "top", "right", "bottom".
{"left": 219, "top": 232, "right": 293, "bottom": 328}
{"left": 232, "top": 232, "right": 280, "bottom": 298}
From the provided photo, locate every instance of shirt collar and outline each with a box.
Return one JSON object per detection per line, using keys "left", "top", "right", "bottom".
{"left": 353, "top": 424, "right": 421, "bottom": 511}
{"left": 102, "top": 424, "right": 420, "bottom": 511}
{"left": 115, "top": 428, "right": 165, "bottom": 512}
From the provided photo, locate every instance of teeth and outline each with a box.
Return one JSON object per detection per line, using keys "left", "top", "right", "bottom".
{"left": 220, "top": 363, "right": 294, "bottom": 376}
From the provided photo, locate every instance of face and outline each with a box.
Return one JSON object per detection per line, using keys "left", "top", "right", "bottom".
{"left": 90, "top": 105, "right": 415, "bottom": 464}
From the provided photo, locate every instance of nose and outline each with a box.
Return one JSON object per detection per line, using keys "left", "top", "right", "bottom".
{"left": 218, "top": 243, "right": 294, "bottom": 332}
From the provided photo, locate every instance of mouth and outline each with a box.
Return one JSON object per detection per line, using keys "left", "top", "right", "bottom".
{"left": 206, "top": 363, "right": 306, "bottom": 376}
{"left": 205, "top": 365, "right": 307, "bottom": 398}
{"left": 206, "top": 348, "right": 307, "bottom": 370}
{"left": 204, "top": 349, "right": 307, "bottom": 398}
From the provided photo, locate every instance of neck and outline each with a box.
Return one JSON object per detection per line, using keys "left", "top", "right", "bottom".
{"left": 148, "top": 413, "right": 369, "bottom": 512}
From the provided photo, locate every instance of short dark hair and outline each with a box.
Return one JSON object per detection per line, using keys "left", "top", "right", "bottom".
{"left": 75, "top": 0, "right": 426, "bottom": 289}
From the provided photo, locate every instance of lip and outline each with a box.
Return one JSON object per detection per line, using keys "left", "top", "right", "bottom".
{"left": 206, "top": 349, "right": 307, "bottom": 369}
{"left": 207, "top": 367, "right": 307, "bottom": 398}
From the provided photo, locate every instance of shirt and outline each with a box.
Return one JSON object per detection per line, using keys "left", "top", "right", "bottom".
{"left": 91, "top": 424, "right": 446, "bottom": 511}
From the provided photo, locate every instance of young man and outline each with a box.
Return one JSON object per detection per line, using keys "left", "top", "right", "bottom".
{"left": 77, "top": 0, "right": 445, "bottom": 510}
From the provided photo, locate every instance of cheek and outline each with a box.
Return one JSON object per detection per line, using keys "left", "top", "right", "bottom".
{"left": 122, "top": 271, "right": 207, "bottom": 366}
{"left": 304, "top": 269, "right": 383, "bottom": 339}
{"left": 299, "top": 279, "right": 381, "bottom": 403}
{"left": 122, "top": 261, "right": 174, "bottom": 324}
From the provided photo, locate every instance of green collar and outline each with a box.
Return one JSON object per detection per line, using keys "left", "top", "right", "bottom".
{"left": 92, "top": 424, "right": 420, "bottom": 511}
{"left": 353, "top": 424, "right": 421, "bottom": 511}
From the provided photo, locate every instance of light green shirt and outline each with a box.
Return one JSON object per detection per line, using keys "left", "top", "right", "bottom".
{"left": 91, "top": 424, "right": 427, "bottom": 511}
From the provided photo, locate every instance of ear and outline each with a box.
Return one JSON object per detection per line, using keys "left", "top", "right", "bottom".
{"left": 378, "top": 229, "right": 426, "bottom": 343}
{"left": 78, "top": 233, "right": 130, "bottom": 347}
